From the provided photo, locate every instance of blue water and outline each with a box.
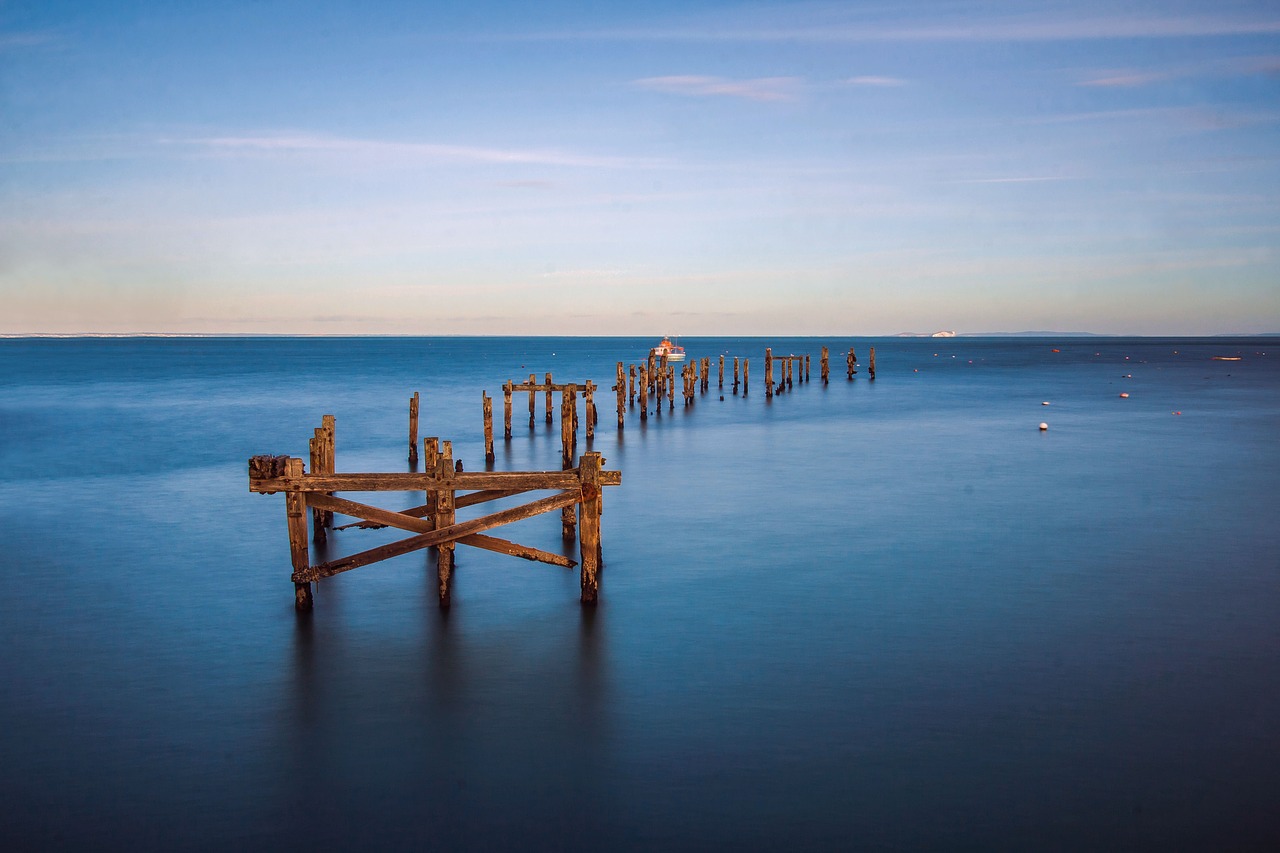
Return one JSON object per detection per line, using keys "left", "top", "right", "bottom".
{"left": 1, "top": 336, "right": 1277, "bottom": 850}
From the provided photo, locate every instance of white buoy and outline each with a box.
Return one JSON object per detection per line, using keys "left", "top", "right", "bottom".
{"left": 1042, "top": 401, "right": 1050, "bottom": 406}
{"left": 1039, "top": 422, "right": 1048, "bottom": 431}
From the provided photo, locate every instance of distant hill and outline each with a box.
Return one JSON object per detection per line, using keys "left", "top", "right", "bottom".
{"left": 960, "top": 331, "right": 1103, "bottom": 337}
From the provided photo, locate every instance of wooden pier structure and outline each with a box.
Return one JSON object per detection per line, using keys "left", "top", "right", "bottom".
{"left": 251, "top": 416, "right": 620, "bottom": 611}
{"left": 253, "top": 339, "right": 881, "bottom": 615}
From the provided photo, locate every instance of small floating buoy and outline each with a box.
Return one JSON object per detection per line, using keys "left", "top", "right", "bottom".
{"left": 1039, "top": 422, "right": 1048, "bottom": 431}
{"left": 1119, "top": 392, "right": 1129, "bottom": 398}
{"left": 1173, "top": 411, "right": 1182, "bottom": 415}
{"left": 1042, "top": 401, "right": 1050, "bottom": 406}
{"left": 1051, "top": 349, "right": 1060, "bottom": 353}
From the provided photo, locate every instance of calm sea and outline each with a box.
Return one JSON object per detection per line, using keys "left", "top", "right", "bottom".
{"left": 1, "top": 336, "right": 1277, "bottom": 851}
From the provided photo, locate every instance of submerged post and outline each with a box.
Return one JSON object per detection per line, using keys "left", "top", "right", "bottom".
{"left": 528, "top": 373, "right": 537, "bottom": 428}
{"left": 408, "top": 392, "right": 420, "bottom": 464}
{"left": 545, "top": 372, "right": 554, "bottom": 424}
{"left": 503, "top": 381, "right": 513, "bottom": 439}
{"left": 765, "top": 348, "right": 774, "bottom": 398}
{"left": 434, "top": 446, "right": 455, "bottom": 607}
{"left": 615, "top": 362, "right": 626, "bottom": 429}
{"left": 284, "top": 457, "right": 312, "bottom": 611}
{"left": 483, "top": 392, "right": 495, "bottom": 463}
{"left": 578, "top": 451, "right": 603, "bottom": 604}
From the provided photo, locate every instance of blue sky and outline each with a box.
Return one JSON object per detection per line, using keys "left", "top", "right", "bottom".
{"left": 2, "top": 0, "right": 1278, "bottom": 335}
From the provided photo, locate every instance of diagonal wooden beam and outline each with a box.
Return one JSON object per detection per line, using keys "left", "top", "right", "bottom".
{"left": 298, "top": 490, "right": 581, "bottom": 581}
{"left": 459, "top": 533, "right": 575, "bottom": 568}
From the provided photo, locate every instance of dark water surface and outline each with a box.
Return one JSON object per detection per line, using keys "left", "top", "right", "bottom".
{"left": 1, "top": 336, "right": 1277, "bottom": 850}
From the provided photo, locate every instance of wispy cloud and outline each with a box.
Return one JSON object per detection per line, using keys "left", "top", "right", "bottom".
{"left": 844, "top": 75, "right": 908, "bottom": 87}
{"left": 1078, "top": 54, "right": 1280, "bottom": 87}
{"left": 504, "top": 8, "right": 1280, "bottom": 44}
{"left": 0, "top": 30, "right": 59, "bottom": 50}
{"left": 632, "top": 75, "right": 803, "bottom": 101}
{"left": 176, "top": 133, "right": 657, "bottom": 169}
{"left": 1079, "top": 71, "right": 1169, "bottom": 87}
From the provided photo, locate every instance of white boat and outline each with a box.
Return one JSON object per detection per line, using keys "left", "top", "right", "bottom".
{"left": 653, "top": 336, "right": 686, "bottom": 362}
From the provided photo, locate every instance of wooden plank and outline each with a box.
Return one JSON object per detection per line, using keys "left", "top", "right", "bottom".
{"left": 251, "top": 469, "right": 620, "bottom": 493}
{"left": 300, "top": 490, "right": 582, "bottom": 581}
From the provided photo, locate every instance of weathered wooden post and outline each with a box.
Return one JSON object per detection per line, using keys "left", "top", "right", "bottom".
{"left": 702, "top": 357, "right": 710, "bottom": 392}
{"left": 639, "top": 365, "right": 648, "bottom": 419}
{"left": 733, "top": 357, "right": 740, "bottom": 393}
{"left": 310, "top": 429, "right": 328, "bottom": 543}
{"left": 821, "top": 346, "right": 829, "bottom": 384}
{"left": 578, "top": 451, "right": 603, "bottom": 604}
{"left": 561, "top": 388, "right": 573, "bottom": 468}
{"left": 528, "top": 373, "right": 537, "bottom": 427}
{"left": 765, "top": 348, "right": 774, "bottom": 398}
{"left": 615, "top": 363, "right": 626, "bottom": 429}
{"left": 787, "top": 356, "right": 793, "bottom": 389}
{"left": 324, "top": 415, "right": 335, "bottom": 528}
{"left": 847, "top": 348, "right": 856, "bottom": 379}
{"left": 667, "top": 364, "right": 675, "bottom": 410}
{"left": 869, "top": 346, "right": 876, "bottom": 380}
{"left": 719, "top": 355, "right": 725, "bottom": 389}
{"left": 434, "top": 446, "right": 455, "bottom": 607}
{"left": 408, "top": 392, "right": 420, "bottom": 464}
{"left": 648, "top": 350, "right": 657, "bottom": 390}
{"left": 423, "top": 437, "right": 439, "bottom": 524}
{"left": 483, "top": 392, "right": 495, "bottom": 463}
{"left": 545, "top": 372, "right": 554, "bottom": 424}
{"left": 805, "top": 355, "right": 811, "bottom": 382}
{"left": 743, "top": 358, "right": 750, "bottom": 395}
{"left": 628, "top": 364, "right": 636, "bottom": 405}
{"left": 584, "top": 380, "right": 595, "bottom": 440}
{"left": 284, "top": 457, "right": 313, "bottom": 611}
{"left": 503, "top": 381, "right": 513, "bottom": 439}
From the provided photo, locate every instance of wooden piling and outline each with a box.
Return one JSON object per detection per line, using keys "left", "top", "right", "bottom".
{"left": 545, "top": 372, "right": 554, "bottom": 424}
{"left": 615, "top": 362, "right": 626, "bottom": 429}
{"left": 733, "top": 357, "right": 740, "bottom": 393}
{"left": 285, "top": 457, "right": 313, "bottom": 611}
{"left": 628, "top": 364, "right": 636, "bottom": 405}
{"left": 765, "top": 348, "right": 774, "bottom": 398}
{"left": 561, "top": 389, "right": 573, "bottom": 468}
{"left": 667, "top": 364, "right": 675, "bottom": 410}
{"left": 847, "top": 348, "right": 856, "bottom": 379}
{"left": 578, "top": 451, "right": 602, "bottom": 604}
{"left": 639, "top": 365, "right": 648, "bottom": 419}
{"left": 869, "top": 346, "right": 876, "bottom": 380}
{"left": 743, "top": 359, "right": 749, "bottom": 395}
{"left": 503, "top": 381, "right": 513, "bottom": 439}
{"left": 483, "top": 392, "right": 495, "bottom": 463}
{"left": 310, "top": 429, "right": 327, "bottom": 543}
{"left": 528, "top": 373, "right": 537, "bottom": 427}
{"left": 821, "top": 346, "right": 829, "bottom": 384}
{"left": 719, "top": 355, "right": 725, "bottom": 389}
{"left": 434, "top": 446, "right": 455, "bottom": 607}
{"left": 408, "top": 392, "right": 420, "bottom": 464}
{"left": 805, "top": 354, "right": 811, "bottom": 382}
{"left": 702, "top": 357, "right": 710, "bottom": 392}
{"left": 584, "top": 380, "right": 595, "bottom": 440}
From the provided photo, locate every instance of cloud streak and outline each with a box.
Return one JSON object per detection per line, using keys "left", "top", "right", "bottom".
{"left": 633, "top": 75, "right": 803, "bottom": 101}
{"left": 176, "top": 133, "right": 658, "bottom": 169}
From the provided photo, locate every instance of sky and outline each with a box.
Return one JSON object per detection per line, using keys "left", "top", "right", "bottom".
{"left": 1, "top": 0, "right": 1278, "bottom": 336}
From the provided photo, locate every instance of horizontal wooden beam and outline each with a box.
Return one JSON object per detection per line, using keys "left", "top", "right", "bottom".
{"left": 298, "top": 490, "right": 581, "bottom": 581}
{"left": 251, "top": 469, "right": 620, "bottom": 494}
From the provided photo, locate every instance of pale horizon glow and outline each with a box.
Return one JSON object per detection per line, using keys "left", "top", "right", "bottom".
{"left": 2, "top": 0, "right": 1278, "bottom": 336}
